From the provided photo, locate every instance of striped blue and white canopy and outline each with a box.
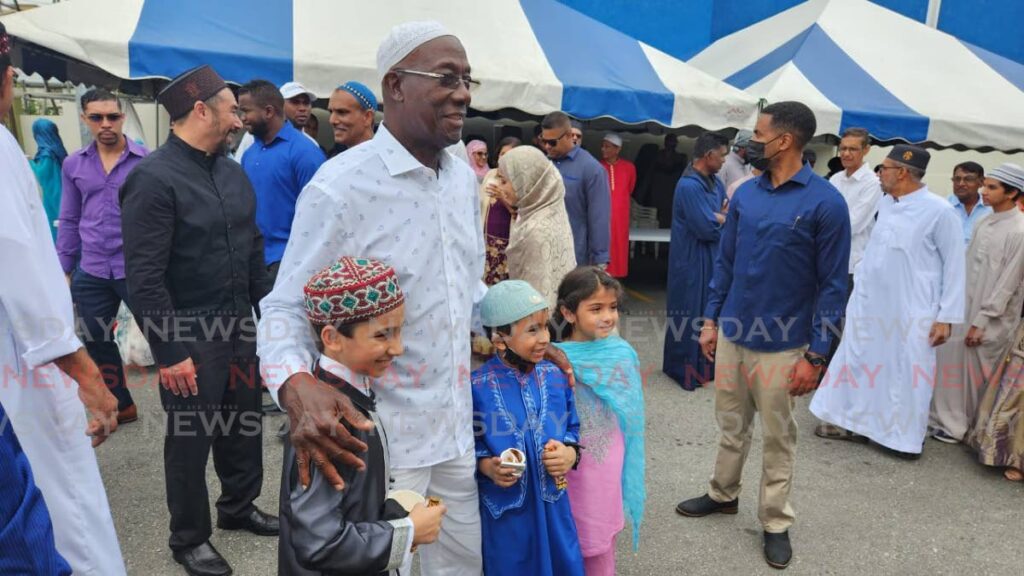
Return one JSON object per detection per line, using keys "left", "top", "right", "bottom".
{"left": 0, "top": 0, "right": 759, "bottom": 130}
{"left": 688, "top": 0, "right": 1024, "bottom": 151}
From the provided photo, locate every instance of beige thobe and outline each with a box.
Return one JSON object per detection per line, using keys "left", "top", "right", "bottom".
{"left": 931, "top": 208, "right": 1024, "bottom": 440}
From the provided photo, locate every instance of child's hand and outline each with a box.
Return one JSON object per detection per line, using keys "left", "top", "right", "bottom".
{"left": 479, "top": 457, "right": 520, "bottom": 488}
{"left": 409, "top": 502, "right": 447, "bottom": 546}
{"left": 542, "top": 440, "right": 576, "bottom": 478}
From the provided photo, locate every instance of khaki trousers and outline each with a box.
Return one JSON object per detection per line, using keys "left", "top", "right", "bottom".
{"left": 707, "top": 337, "right": 804, "bottom": 533}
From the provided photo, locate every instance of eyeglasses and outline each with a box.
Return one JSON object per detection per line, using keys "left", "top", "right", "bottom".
{"left": 951, "top": 175, "right": 980, "bottom": 184}
{"left": 85, "top": 113, "right": 124, "bottom": 123}
{"left": 541, "top": 130, "right": 569, "bottom": 148}
{"left": 392, "top": 69, "right": 480, "bottom": 91}
{"left": 877, "top": 165, "right": 903, "bottom": 173}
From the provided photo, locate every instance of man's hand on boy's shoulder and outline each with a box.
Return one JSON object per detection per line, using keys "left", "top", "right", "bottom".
{"left": 281, "top": 372, "right": 375, "bottom": 491}
{"left": 543, "top": 346, "right": 575, "bottom": 387}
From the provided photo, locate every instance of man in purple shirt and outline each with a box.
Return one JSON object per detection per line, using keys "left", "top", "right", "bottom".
{"left": 56, "top": 88, "right": 148, "bottom": 424}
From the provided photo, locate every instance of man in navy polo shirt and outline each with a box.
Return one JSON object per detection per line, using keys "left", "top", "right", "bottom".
{"left": 238, "top": 79, "right": 326, "bottom": 285}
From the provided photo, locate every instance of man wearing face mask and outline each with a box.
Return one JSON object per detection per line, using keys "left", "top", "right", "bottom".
{"left": 121, "top": 65, "right": 276, "bottom": 576}
{"left": 676, "top": 101, "right": 850, "bottom": 570}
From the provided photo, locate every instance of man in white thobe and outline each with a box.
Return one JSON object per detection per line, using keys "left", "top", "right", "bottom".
{"left": 811, "top": 145, "right": 966, "bottom": 457}
{"left": 931, "top": 163, "right": 1024, "bottom": 443}
{"left": 0, "top": 25, "right": 126, "bottom": 575}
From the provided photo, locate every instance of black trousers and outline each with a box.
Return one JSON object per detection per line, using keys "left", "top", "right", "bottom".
{"left": 161, "top": 336, "right": 263, "bottom": 551}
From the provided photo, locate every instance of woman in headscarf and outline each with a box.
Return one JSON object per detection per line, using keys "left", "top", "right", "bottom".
{"left": 30, "top": 118, "right": 68, "bottom": 241}
{"left": 480, "top": 136, "right": 521, "bottom": 285}
{"left": 496, "top": 146, "right": 577, "bottom": 306}
{"left": 466, "top": 138, "right": 490, "bottom": 182}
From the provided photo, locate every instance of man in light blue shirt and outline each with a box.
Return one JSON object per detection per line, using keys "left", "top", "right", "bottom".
{"left": 947, "top": 161, "right": 992, "bottom": 245}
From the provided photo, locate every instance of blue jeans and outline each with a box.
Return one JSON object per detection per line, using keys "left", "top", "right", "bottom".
{"left": 70, "top": 269, "right": 135, "bottom": 411}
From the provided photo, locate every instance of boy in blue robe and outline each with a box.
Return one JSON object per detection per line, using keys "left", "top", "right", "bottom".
{"left": 472, "top": 280, "right": 585, "bottom": 576}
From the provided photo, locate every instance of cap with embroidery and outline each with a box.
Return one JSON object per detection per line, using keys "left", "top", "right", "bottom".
{"left": 336, "top": 81, "right": 378, "bottom": 111}
{"left": 0, "top": 22, "right": 11, "bottom": 57}
{"left": 376, "top": 20, "right": 452, "bottom": 81}
{"left": 157, "top": 65, "right": 228, "bottom": 121}
{"left": 886, "top": 144, "right": 930, "bottom": 171}
{"left": 480, "top": 280, "right": 549, "bottom": 328}
{"left": 304, "top": 257, "right": 405, "bottom": 325}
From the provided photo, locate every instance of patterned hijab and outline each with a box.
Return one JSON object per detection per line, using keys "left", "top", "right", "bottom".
{"left": 499, "top": 146, "right": 576, "bottom": 306}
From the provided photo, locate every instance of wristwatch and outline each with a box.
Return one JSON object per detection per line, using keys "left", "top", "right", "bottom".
{"left": 804, "top": 352, "right": 826, "bottom": 368}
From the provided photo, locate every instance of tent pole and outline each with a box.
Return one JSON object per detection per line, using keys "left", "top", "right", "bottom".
{"left": 926, "top": 0, "right": 942, "bottom": 28}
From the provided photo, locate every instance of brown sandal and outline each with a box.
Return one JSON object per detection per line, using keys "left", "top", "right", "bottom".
{"left": 1004, "top": 468, "right": 1023, "bottom": 482}
{"left": 814, "top": 423, "right": 869, "bottom": 444}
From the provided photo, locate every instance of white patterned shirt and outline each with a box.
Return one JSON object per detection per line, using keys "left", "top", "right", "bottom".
{"left": 259, "top": 124, "right": 485, "bottom": 469}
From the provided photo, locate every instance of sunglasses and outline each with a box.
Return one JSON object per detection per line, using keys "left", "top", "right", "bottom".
{"left": 85, "top": 113, "right": 124, "bottom": 123}
{"left": 541, "top": 130, "right": 569, "bottom": 148}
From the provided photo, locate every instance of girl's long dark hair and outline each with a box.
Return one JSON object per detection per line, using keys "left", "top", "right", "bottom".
{"left": 551, "top": 266, "right": 624, "bottom": 341}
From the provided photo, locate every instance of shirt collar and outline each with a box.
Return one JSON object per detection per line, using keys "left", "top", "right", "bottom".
{"left": 374, "top": 123, "right": 452, "bottom": 177}
{"left": 756, "top": 162, "right": 814, "bottom": 191}
{"left": 273, "top": 120, "right": 298, "bottom": 144}
{"left": 844, "top": 162, "right": 873, "bottom": 182}
{"left": 949, "top": 191, "right": 983, "bottom": 209}
{"left": 560, "top": 145, "right": 581, "bottom": 161}
{"left": 166, "top": 133, "right": 219, "bottom": 169}
{"left": 81, "top": 135, "right": 147, "bottom": 159}
{"left": 318, "top": 355, "right": 372, "bottom": 399}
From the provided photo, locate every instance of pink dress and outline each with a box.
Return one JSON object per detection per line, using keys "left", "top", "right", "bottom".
{"left": 567, "top": 384, "right": 625, "bottom": 575}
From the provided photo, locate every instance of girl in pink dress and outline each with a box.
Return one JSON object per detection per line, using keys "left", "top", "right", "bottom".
{"left": 553, "top": 267, "right": 646, "bottom": 576}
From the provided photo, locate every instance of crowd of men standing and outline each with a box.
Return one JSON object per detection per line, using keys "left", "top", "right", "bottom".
{"left": 2, "top": 14, "right": 1023, "bottom": 576}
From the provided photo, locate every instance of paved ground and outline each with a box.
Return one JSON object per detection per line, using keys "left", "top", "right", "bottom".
{"left": 97, "top": 268, "right": 1023, "bottom": 575}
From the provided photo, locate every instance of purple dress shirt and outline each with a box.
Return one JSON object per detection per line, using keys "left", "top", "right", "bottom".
{"left": 56, "top": 138, "right": 148, "bottom": 279}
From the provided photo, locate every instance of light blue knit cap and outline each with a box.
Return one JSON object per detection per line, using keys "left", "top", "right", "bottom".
{"left": 480, "top": 280, "right": 549, "bottom": 327}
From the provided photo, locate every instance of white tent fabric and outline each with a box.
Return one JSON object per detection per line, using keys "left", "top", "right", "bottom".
{"left": 1, "top": 0, "right": 759, "bottom": 130}
{"left": 689, "top": 0, "right": 1024, "bottom": 151}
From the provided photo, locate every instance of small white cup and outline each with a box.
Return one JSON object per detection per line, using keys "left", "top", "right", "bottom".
{"left": 499, "top": 448, "right": 527, "bottom": 478}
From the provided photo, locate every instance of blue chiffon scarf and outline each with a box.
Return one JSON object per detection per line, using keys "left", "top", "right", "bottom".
{"left": 555, "top": 336, "right": 646, "bottom": 549}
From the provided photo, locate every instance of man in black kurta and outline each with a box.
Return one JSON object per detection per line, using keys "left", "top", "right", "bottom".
{"left": 120, "top": 65, "right": 276, "bottom": 576}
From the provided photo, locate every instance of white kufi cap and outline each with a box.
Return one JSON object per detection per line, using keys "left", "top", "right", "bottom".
{"left": 376, "top": 20, "right": 453, "bottom": 81}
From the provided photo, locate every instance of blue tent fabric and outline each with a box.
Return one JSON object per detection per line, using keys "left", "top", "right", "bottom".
{"left": 521, "top": 0, "right": 675, "bottom": 123}
{"left": 128, "top": 1, "right": 293, "bottom": 85}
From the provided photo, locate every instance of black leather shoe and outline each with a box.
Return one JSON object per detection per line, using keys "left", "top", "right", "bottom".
{"left": 675, "top": 494, "right": 738, "bottom": 517}
{"left": 217, "top": 508, "right": 280, "bottom": 536}
{"left": 764, "top": 531, "right": 792, "bottom": 569}
{"left": 172, "top": 541, "right": 232, "bottom": 576}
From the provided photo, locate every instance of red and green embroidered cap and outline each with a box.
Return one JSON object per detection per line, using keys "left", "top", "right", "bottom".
{"left": 303, "top": 257, "right": 404, "bottom": 325}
